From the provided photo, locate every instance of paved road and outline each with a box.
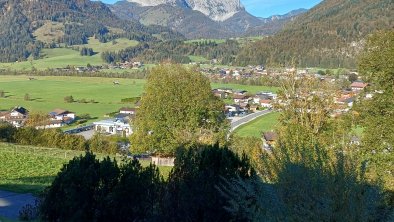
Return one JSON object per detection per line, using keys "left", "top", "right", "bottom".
{"left": 0, "top": 190, "right": 36, "bottom": 220}
{"left": 76, "top": 129, "right": 95, "bottom": 140}
{"left": 230, "top": 110, "right": 273, "bottom": 132}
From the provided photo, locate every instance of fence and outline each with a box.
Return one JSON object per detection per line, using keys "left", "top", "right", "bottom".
{"left": 151, "top": 156, "right": 175, "bottom": 167}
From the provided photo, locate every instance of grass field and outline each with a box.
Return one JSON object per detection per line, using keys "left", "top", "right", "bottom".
{"left": 0, "top": 76, "right": 146, "bottom": 120}
{"left": 188, "top": 55, "right": 209, "bottom": 63}
{"left": 0, "top": 143, "right": 172, "bottom": 195}
{"left": 234, "top": 112, "right": 280, "bottom": 138}
{"left": 0, "top": 38, "right": 139, "bottom": 71}
{"left": 0, "top": 76, "right": 277, "bottom": 122}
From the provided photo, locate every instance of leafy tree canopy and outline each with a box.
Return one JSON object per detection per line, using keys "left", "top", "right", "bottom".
{"left": 131, "top": 64, "right": 228, "bottom": 156}
{"left": 356, "top": 30, "right": 394, "bottom": 189}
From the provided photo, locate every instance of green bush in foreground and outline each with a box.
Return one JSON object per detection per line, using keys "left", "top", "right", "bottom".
{"left": 38, "top": 144, "right": 392, "bottom": 221}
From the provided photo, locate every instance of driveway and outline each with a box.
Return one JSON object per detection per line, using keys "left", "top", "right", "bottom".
{"left": 0, "top": 190, "right": 36, "bottom": 220}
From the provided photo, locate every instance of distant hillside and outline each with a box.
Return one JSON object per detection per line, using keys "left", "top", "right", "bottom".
{"left": 236, "top": 0, "right": 394, "bottom": 68}
{"left": 110, "top": 1, "right": 306, "bottom": 39}
{"left": 0, "top": 0, "right": 182, "bottom": 63}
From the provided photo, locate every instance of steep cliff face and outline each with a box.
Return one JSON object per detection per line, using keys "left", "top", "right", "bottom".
{"left": 126, "top": 0, "right": 244, "bottom": 21}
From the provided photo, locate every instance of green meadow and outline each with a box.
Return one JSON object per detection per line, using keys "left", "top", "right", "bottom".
{"left": 234, "top": 112, "right": 280, "bottom": 138}
{"left": 0, "top": 38, "right": 139, "bottom": 71}
{"left": 0, "top": 76, "right": 146, "bottom": 119}
{"left": 0, "top": 143, "right": 172, "bottom": 195}
{"left": 0, "top": 75, "right": 278, "bottom": 120}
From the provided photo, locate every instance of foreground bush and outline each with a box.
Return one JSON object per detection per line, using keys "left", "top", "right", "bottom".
{"left": 40, "top": 152, "right": 162, "bottom": 222}
{"left": 161, "top": 144, "right": 255, "bottom": 221}
{"left": 38, "top": 145, "right": 393, "bottom": 221}
{"left": 219, "top": 145, "right": 393, "bottom": 222}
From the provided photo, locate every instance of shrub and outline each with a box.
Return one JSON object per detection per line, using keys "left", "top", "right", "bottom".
{"left": 64, "top": 95, "right": 74, "bottom": 103}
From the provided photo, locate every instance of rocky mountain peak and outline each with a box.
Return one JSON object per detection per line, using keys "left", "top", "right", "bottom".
{"left": 126, "top": 0, "right": 244, "bottom": 21}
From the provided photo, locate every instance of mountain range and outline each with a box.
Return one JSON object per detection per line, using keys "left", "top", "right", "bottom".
{"left": 109, "top": 0, "right": 306, "bottom": 38}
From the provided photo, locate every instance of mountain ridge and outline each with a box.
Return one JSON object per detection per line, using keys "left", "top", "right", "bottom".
{"left": 125, "top": 0, "right": 244, "bottom": 21}
{"left": 0, "top": 0, "right": 183, "bottom": 62}
{"left": 110, "top": 1, "right": 306, "bottom": 38}
{"left": 236, "top": 0, "right": 394, "bottom": 68}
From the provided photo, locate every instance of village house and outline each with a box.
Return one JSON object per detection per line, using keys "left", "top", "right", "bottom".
{"left": 260, "top": 99, "right": 273, "bottom": 109}
{"left": 93, "top": 118, "right": 132, "bottom": 136}
{"left": 49, "top": 109, "right": 76, "bottom": 124}
{"left": 350, "top": 82, "right": 368, "bottom": 91}
{"left": 119, "top": 107, "right": 137, "bottom": 115}
{"left": 262, "top": 131, "right": 278, "bottom": 150}
{"left": 35, "top": 109, "right": 77, "bottom": 129}
{"left": 233, "top": 94, "right": 250, "bottom": 104}
{"left": 212, "top": 89, "right": 226, "bottom": 99}
{"left": 233, "top": 90, "right": 248, "bottom": 96}
{"left": 0, "top": 106, "right": 28, "bottom": 127}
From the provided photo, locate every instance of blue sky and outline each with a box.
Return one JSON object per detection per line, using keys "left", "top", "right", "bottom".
{"left": 100, "top": 0, "right": 322, "bottom": 18}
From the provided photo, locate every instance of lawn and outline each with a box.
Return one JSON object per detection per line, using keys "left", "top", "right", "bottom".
{"left": 0, "top": 76, "right": 146, "bottom": 120}
{"left": 233, "top": 112, "right": 280, "bottom": 138}
{"left": 0, "top": 143, "right": 172, "bottom": 195}
{"left": 0, "top": 38, "right": 139, "bottom": 70}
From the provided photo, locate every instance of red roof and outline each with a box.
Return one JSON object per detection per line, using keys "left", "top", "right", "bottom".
{"left": 260, "top": 100, "right": 272, "bottom": 104}
{"left": 233, "top": 95, "right": 248, "bottom": 100}
{"left": 350, "top": 82, "right": 368, "bottom": 88}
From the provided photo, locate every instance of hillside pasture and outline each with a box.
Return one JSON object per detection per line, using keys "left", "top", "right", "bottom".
{"left": 0, "top": 38, "right": 139, "bottom": 70}
{"left": 0, "top": 76, "right": 145, "bottom": 119}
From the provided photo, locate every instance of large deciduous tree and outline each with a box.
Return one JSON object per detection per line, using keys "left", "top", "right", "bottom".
{"left": 357, "top": 30, "right": 394, "bottom": 189}
{"left": 131, "top": 64, "right": 228, "bottom": 156}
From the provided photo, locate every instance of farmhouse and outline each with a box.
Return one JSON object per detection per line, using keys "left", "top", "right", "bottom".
{"left": 350, "top": 82, "right": 368, "bottom": 91}
{"left": 49, "top": 109, "right": 76, "bottom": 124}
{"left": 0, "top": 106, "right": 28, "bottom": 127}
{"left": 262, "top": 131, "right": 278, "bottom": 149}
{"left": 233, "top": 94, "right": 250, "bottom": 103}
{"left": 119, "top": 107, "right": 136, "bottom": 115}
{"left": 93, "top": 118, "right": 133, "bottom": 136}
{"left": 260, "top": 100, "right": 273, "bottom": 108}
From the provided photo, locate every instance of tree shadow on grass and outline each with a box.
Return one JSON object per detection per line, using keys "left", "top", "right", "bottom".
{"left": 0, "top": 175, "right": 56, "bottom": 195}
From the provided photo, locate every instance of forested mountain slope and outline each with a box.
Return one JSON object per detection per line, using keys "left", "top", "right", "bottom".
{"left": 0, "top": 0, "right": 182, "bottom": 62}
{"left": 236, "top": 0, "right": 394, "bottom": 68}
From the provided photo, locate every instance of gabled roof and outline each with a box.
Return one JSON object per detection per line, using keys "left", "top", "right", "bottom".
{"left": 11, "top": 106, "right": 28, "bottom": 115}
{"left": 350, "top": 82, "right": 368, "bottom": 88}
{"left": 233, "top": 94, "right": 248, "bottom": 100}
{"left": 263, "top": 132, "right": 277, "bottom": 141}
{"left": 50, "top": 109, "right": 72, "bottom": 115}
{"left": 119, "top": 107, "right": 136, "bottom": 112}
{"left": 260, "top": 100, "right": 272, "bottom": 104}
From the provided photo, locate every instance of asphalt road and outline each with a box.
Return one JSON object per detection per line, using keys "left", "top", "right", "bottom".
{"left": 230, "top": 110, "right": 273, "bottom": 132}
{"left": 0, "top": 190, "right": 36, "bottom": 220}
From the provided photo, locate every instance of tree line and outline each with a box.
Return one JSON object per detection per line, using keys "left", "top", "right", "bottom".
{"left": 0, "top": 69, "right": 149, "bottom": 79}
{"left": 0, "top": 123, "right": 118, "bottom": 154}
{"left": 101, "top": 40, "right": 239, "bottom": 65}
